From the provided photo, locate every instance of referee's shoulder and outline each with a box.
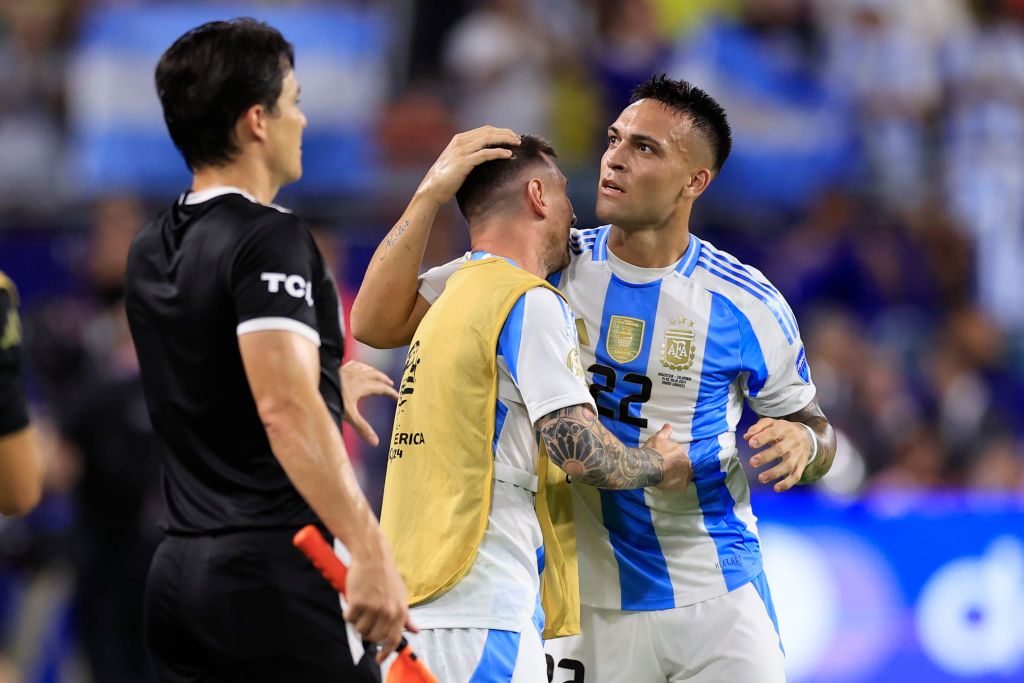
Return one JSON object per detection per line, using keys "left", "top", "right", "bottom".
{"left": 220, "top": 197, "right": 314, "bottom": 250}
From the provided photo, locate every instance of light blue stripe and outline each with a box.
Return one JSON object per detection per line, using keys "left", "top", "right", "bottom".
{"left": 675, "top": 234, "right": 703, "bottom": 276}
{"left": 534, "top": 548, "right": 545, "bottom": 641}
{"left": 691, "top": 292, "right": 740, "bottom": 440}
{"left": 547, "top": 270, "right": 563, "bottom": 288}
{"left": 468, "top": 630, "right": 519, "bottom": 682}
{"left": 700, "top": 250, "right": 798, "bottom": 338}
{"left": 493, "top": 400, "right": 509, "bottom": 455}
{"left": 594, "top": 275, "right": 674, "bottom": 610}
{"left": 751, "top": 570, "right": 785, "bottom": 654}
{"left": 593, "top": 226, "right": 611, "bottom": 261}
{"left": 78, "top": 5, "right": 387, "bottom": 56}
{"left": 723, "top": 297, "right": 769, "bottom": 397}
{"left": 531, "top": 590, "right": 545, "bottom": 635}
{"left": 691, "top": 293, "right": 762, "bottom": 590}
{"left": 696, "top": 259, "right": 796, "bottom": 344}
{"left": 497, "top": 295, "right": 527, "bottom": 383}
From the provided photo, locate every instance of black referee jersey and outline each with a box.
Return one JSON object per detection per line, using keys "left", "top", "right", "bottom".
{"left": 125, "top": 188, "right": 346, "bottom": 535}
{"left": 0, "top": 272, "right": 30, "bottom": 437}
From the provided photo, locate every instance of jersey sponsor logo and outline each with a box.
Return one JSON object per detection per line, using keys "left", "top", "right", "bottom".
{"left": 660, "top": 317, "right": 697, "bottom": 371}
{"left": 795, "top": 345, "right": 811, "bottom": 384}
{"left": 605, "top": 315, "right": 645, "bottom": 364}
{"left": 260, "top": 272, "right": 314, "bottom": 306}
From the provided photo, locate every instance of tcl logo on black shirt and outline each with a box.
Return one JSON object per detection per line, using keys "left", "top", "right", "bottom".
{"left": 260, "top": 272, "right": 314, "bottom": 305}
{"left": 125, "top": 192, "right": 344, "bottom": 534}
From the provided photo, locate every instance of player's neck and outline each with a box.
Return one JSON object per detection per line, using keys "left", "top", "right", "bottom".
{"left": 608, "top": 219, "right": 691, "bottom": 268}
{"left": 192, "top": 157, "right": 281, "bottom": 206}
{"left": 470, "top": 233, "right": 546, "bottom": 279}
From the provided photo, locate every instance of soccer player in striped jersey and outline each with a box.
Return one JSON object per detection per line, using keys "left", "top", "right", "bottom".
{"left": 353, "top": 75, "right": 837, "bottom": 682}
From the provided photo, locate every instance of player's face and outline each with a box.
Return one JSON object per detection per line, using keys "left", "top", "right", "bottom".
{"left": 541, "top": 164, "right": 576, "bottom": 275}
{"left": 266, "top": 70, "right": 307, "bottom": 186}
{"left": 596, "top": 99, "right": 708, "bottom": 231}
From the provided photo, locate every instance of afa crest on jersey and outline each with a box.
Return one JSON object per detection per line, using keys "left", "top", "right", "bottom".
{"left": 606, "top": 315, "right": 645, "bottom": 363}
{"left": 661, "top": 317, "right": 697, "bottom": 371}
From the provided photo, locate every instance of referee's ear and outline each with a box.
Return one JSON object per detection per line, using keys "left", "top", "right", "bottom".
{"left": 237, "top": 104, "right": 269, "bottom": 145}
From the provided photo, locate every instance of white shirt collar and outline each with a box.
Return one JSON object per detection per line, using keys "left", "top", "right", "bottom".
{"left": 180, "top": 186, "right": 291, "bottom": 214}
{"left": 606, "top": 245, "right": 681, "bottom": 283}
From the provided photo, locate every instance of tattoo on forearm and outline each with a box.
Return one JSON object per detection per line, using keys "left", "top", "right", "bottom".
{"left": 783, "top": 398, "right": 837, "bottom": 484}
{"left": 538, "top": 405, "right": 664, "bottom": 489}
{"left": 379, "top": 220, "right": 411, "bottom": 261}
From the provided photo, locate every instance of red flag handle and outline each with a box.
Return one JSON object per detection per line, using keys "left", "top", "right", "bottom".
{"left": 293, "top": 525, "right": 348, "bottom": 594}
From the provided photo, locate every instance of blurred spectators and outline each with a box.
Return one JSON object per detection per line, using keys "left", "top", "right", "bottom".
{"left": 591, "top": 0, "right": 671, "bottom": 120}
{"left": 1, "top": 0, "right": 1024, "bottom": 679}
{"left": 667, "top": 0, "right": 857, "bottom": 213}
{"left": 19, "top": 196, "right": 160, "bottom": 682}
{"left": 0, "top": 0, "right": 73, "bottom": 213}
{"left": 822, "top": 0, "right": 945, "bottom": 211}
{"left": 442, "top": 0, "right": 558, "bottom": 136}
{"left": 942, "top": 0, "right": 1024, "bottom": 331}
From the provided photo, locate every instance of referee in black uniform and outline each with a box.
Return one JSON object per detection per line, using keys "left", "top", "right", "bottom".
{"left": 0, "top": 271, "right": 43, "bottom": 516}
{"left": 125, "top": 19, "right": 410, "bottom": 682}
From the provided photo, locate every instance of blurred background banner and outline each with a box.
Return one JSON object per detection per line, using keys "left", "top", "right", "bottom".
{"left": 757, "top": 493, "right": 1024, "bottom": 683}
{"left": 1, "top": 0, "right": 1023, "bottom": 681}
{"left": 66, "top": 3, "right": 388, "bottom": 199}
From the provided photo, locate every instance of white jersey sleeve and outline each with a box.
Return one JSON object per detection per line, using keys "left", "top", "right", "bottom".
{"left": 417, "top": 254, "right": 469, "bottom": 304}
{"left": 498, "top": 287, "right": 595, "bottom": 425}
{"left": 732, "top": 279, "right": 816, "bottom": 418}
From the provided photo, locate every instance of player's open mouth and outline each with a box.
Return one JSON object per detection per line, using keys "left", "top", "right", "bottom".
{"left": 600, "top": 180, "right": 625, "bottom": 195}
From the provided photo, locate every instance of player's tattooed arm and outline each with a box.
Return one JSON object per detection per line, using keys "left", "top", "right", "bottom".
{"left": 537, "top": 404, "right": 692, "bottom": 491}
{"left": 538, "top": 404, "right": 663, "bottom": 489}
{"left": 784, "top": 398, "right": 836, "bottom": 485}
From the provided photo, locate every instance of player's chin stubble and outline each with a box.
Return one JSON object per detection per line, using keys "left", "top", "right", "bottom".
{"left": 542, "top": 238, "right": 570, "bottom": 277}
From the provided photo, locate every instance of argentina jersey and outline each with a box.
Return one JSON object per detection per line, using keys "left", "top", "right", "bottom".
{"left": 555, "top": 226, "right": 816, "bottom": 611}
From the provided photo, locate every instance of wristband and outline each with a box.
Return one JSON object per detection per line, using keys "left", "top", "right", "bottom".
{"left": 801, "top": 423, "right": 819, "bottom": 466}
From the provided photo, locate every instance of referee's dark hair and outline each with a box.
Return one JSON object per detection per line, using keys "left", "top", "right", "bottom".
{"left": 630, "top": 75, "right": 732, "bottom": 173}
{"left": 155, "top": 18, "right": 295, "bottom": 171}
{"left": 456, "top": 135, "right": 558, "bottom": 222}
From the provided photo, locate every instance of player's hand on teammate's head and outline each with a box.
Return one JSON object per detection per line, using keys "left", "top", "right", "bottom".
{"left": 647, "top": 423, "right": 693, "bottom": 492}
{"left": 744, "top": 417, "right": 812, "bottom": 492}
{"left": 414, "top": 126, "right": 521, "bottom": 208}
{"left": 341, "top": 360, "right": 399, "bottom": 447}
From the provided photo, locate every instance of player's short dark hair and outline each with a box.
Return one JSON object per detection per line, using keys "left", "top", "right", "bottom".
{"left": 455, "top": 135, "right": 558, "bottom": 221}
{"left": 630, "top": 75, "right": 732, "bottom": 173}
{"left": 155, "top": 18, "right": 295, "bottom": 171}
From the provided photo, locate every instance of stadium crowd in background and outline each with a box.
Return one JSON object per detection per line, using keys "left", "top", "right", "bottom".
{"left": 1, "top": 0, "right": 1023, "bottom": 680}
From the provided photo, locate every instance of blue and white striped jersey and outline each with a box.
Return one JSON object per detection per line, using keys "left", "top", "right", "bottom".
{"left": 420, "top": 230, "right": 815, "bottom": 611}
